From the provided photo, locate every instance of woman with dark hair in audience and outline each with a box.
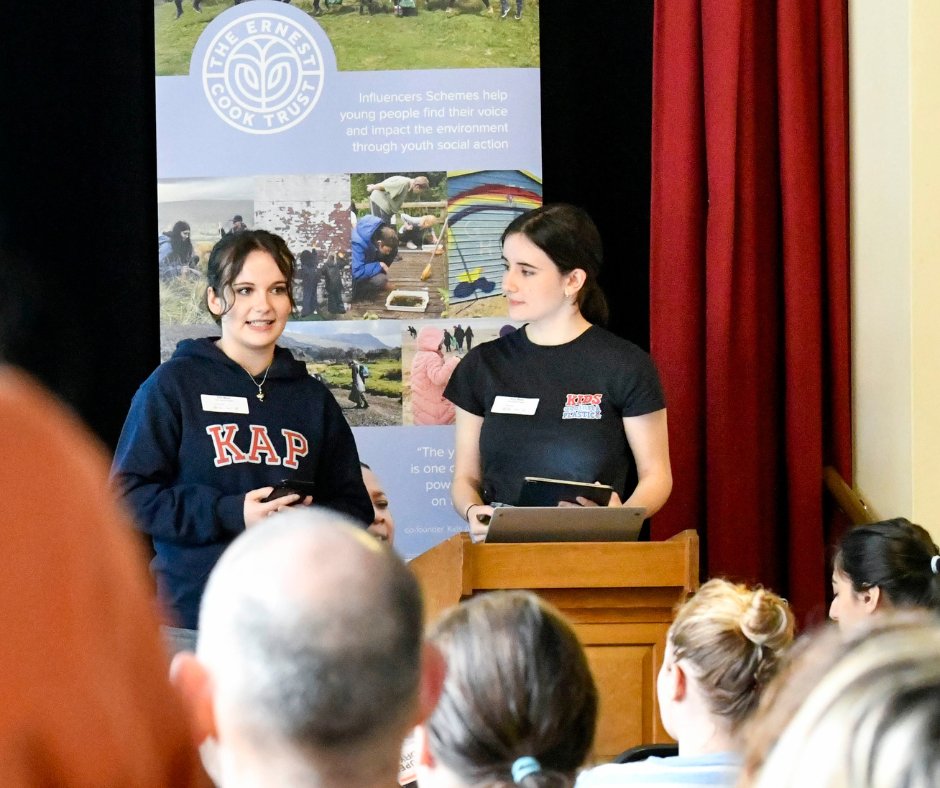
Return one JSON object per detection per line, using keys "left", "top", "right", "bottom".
{"left": 577, "top": 579, "right": 794, "bottom": 787}
{"left": 414, "top": 590, "right": 598, "bottom": 788}
{"left": 740, "top": 613, "right": 940, "bottom": 788}
{"left": 829, "top": 517, "right": 940, "bottom": 631}
{"left": 445, "top": 203, "right": 672, "bottom": 541}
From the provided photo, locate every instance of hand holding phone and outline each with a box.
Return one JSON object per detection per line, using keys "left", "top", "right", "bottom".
{"left": 261, "top": 479, "right": 318, "bottom": 503}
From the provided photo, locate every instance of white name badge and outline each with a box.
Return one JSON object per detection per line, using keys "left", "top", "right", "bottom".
{"left": 491, "top": 396, "right": 539, "bottom": 416}
{"left": 201, "top": 394, "right": 250, "bottom": 414}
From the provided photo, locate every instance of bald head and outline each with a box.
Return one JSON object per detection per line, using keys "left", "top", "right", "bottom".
{"left": 198, "top": 508, "right": 424, "bottom": 755}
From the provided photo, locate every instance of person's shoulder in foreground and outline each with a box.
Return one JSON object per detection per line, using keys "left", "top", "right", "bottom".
{"left": 0, "top": 367, "right": 207, "bottom": 787}
{"left": 577, "top": 752, "right": 741, "bottom": 787}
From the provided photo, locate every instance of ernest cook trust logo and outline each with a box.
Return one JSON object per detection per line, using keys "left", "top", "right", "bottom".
{"left": 202, "top": 12, "right": 324, "bottom": 135}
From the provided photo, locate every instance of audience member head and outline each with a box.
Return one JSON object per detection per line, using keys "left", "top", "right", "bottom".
{"left": 416, "top": 590, "right": 598, "bottom": 788}
{"left": 830, "top": 518, "right": 940, "bottom": 631}
{"left": 501, "top": 203, "right": 609, "bottom": 325}
{"left": 412, "top": 175, "right": 430, "bottom": 192}
{"left": 171, "top": 509, "right": 443, "bottom": 788}
{"left": 360, "top": 462, "right": 396, "bottom": 545}
{"left": 0, "top": 368, "right": 205, "bottom": 786}
{"left": 740, "top": 612, "right": 940, "bottom": 788}
{"left": 660, "top": 579, "right": 794, "bottom": 754}
{"left": 204, "top": 229, "right": 296, "bottom": 322}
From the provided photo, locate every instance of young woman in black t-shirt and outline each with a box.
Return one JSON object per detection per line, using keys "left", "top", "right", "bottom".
{"left": 444, "top": 204, "right": 673, "bottom": 541}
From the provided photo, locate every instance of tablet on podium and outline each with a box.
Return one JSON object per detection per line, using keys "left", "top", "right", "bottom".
{"left": 485, "top": 506, "right": 646, "bottom": 543}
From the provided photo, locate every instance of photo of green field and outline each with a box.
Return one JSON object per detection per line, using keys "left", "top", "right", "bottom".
{"left": 307, "top": 355, "right": 399, "bottom": 400}
{"left": 154, "top": 0, "right": 539, "bottom": 75}
{"left": 283, "top": 321, "right": 403, "bottom": 426}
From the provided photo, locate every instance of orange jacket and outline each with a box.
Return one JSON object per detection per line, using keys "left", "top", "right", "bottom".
{"left": 0, "top": 369, "right": 207, "bottom": 787}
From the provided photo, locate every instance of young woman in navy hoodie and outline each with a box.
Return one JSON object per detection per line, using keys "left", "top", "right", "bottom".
{"left": 112, "top": 230, "right": 372, "bottom": 643}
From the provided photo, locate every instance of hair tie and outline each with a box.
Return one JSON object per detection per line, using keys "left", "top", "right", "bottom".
{"left": 932, "top": 555, "right": 939, "bottom": 575}
{"left": 511, "top": 756, "right": 541, "bottom": 783}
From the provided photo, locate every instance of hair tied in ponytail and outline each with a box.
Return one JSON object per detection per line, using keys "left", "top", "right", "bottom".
{"left": 511, "top": 757, "right": 541, "bottom": 783}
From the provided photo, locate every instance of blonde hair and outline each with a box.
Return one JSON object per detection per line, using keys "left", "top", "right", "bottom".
{"left": 741, "top": 613, "right": 940, "bottom": 788}
{"left": 669, "top": 578, "right": 794, "bottom": 728}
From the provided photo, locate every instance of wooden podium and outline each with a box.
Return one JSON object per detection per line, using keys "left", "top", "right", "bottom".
{"left": 409, "top": 530, "right": 699, "bottom": 761}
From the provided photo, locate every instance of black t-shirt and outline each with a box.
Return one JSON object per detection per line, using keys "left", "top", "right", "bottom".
{"left": 444, "top": 325, "right": 666, "bottom": 506}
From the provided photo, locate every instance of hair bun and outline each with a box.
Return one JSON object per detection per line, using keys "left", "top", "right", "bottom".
{"left": 741, "top": 588, "right": 792, "bottom": 652}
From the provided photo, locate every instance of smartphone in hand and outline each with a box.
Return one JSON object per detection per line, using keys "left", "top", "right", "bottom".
{"left": 261, "top": 479, "right": 317, "bottom": 503}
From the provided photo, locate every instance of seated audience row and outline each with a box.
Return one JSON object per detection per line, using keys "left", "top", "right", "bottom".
{"left": 176, "top": 516, "right": 934, "bottom": 788}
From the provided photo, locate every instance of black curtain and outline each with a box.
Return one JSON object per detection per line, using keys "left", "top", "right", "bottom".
{"left": 0, "top": 2, "right": 653, "bottom": 448}
{"left": 541, "top": 2, "right": 654, "bottom": 350}
{"left": 0, "top": 5, "right": 160, "bottom": 448}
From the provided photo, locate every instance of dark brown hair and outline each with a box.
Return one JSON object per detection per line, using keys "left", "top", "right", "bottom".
{"left": 205, "top": 229, "right": 296, "bottom": 323}
{"left": 426, "top": 591, "right": 597, "bottom": 788}
{"left": 501, "top": 203, "right": 609, "bottom": 326}
{"left": 834, "top": 518, "right": 940, "bottom": 610}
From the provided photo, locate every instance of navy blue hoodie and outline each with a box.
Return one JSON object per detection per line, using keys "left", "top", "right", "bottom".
{"left": 112, "top": 338, "right": 372, "bottom": 629}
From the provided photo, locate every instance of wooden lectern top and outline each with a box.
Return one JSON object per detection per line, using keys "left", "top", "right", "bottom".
{"left": 409, "top": 530, "right": 698, "bottom": 625}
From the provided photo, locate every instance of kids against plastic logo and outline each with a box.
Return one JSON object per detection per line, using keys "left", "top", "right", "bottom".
{"left": 202, "top": 12, "right": 325, "bottom": 135}
{"left": 562, "top": 393, "right": 603, "bottom": 420}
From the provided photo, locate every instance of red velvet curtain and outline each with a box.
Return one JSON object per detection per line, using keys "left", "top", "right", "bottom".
{"left": 649, "top": 0, "right": 851, "bottom": 622}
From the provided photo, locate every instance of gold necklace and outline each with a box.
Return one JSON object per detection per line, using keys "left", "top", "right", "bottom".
{"left": 244, "top": 363, "right": 272, "bottom": 401}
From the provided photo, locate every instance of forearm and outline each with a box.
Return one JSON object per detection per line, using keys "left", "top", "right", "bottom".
{"left": 452, "top": 476, "right": 485, "bottom": 521}
{"left": 622, "top": 469, "right": 673, "bottom": 517}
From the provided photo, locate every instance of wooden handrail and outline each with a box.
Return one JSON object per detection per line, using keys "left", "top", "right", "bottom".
{"left": 823, "top": 466, "right": 878, "bottom": 525}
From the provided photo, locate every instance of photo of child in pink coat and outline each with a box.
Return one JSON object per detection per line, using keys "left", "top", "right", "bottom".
{"left": 410, "top": 326, "right": 460, "bottom": 425}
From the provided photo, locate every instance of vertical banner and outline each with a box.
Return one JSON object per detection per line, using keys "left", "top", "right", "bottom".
{"left": 155, "top": 0, "right": 542, "bottom": 559}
